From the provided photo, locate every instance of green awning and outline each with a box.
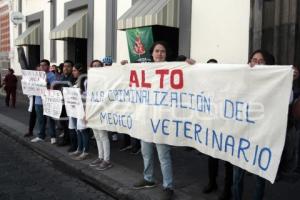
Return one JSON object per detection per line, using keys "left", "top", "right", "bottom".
{"left": 50, "top": 9, "right": 88, "bottom": 40}
{"left": 15, "top": 23, "right": 40, "bottom": 46}
{"left": 117, "top": 0, "right": 179, "bottom": 30}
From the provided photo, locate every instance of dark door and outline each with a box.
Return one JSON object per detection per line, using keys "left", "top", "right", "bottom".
{"left": 17, "top": 47, "right": 29, "bottom": 69}
{"left": 67, "top": 38, "right": 87, "bottom": 65}
{"left": 152, "top": 25, "right": 179, "bottom": 61}
{"left": 28, "top": 45, "right": 40, "bottom": 70}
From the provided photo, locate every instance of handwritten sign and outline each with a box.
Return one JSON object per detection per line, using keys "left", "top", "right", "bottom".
{"left": 86, "top": 62, "right": 293, "bottom": 183}
{"left": 63, "top": 87, "right": 85, "bottom": 119}
{"left": 42, "top": 90, "right": 63, "bottom": 119}
{"left": 21, "top": 70, "right": 47, "bottom": 96}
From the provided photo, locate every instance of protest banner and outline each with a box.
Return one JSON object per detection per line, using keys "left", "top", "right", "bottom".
{"left": 63, "top": 87, "right": 85, "bottom": 119}
{"left": 21, "top": 70, "right": 47, "bottom": 96}
{"left": 86, "top": 62, "right": 293, "bottom": 183}
{"left": 42, "top": 90, "right": 63, "bottom": 119}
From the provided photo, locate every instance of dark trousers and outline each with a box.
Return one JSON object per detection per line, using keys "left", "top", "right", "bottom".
{"left": 122, "top": 134, "right": 140, "bottom": 150}
{"left": 28, "top": 99, "right": 36, "bottom": 134}
{"left": 57, "top": 106, "right": 69, "bottom": 142}
{"left": 122, "top": 134, "right": 131, "bottom": 147}
{"left": 5, "top": 87, "right": 16, "bottom": 107}
{"left": 233, "top": 167, "right": 265, "bottom": 200}
{"left": 295, "top": 121, "right": 300, "bottom": 169}
{"left": 208, "top": 156, "right": 233, "bottom": 193}
{"left": 77, "top": 129, "right": 90, "bottom": 152}
{"left": 35, "top": 105, "right": 55, "bottom": 139}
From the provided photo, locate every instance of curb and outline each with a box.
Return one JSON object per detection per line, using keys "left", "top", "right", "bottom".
{"left": 0, "top": 123, "right": 151, "bottom": 200}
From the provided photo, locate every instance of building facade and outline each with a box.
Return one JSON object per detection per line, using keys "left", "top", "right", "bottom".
{"left": 250, "top": 0, "right": 300, "bottom": 65}
{"left": 0, "top": 0, "right": 10, "bottom": 70}
{"left": 9, "top": 0, "right": 300, "bottom": 75}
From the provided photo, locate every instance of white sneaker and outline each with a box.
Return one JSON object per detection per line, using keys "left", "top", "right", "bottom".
{"left": 31, "top": 137, "right": 44, "bottom": 143}
{"left": 69, "top": 150, "right": 82, "bottom": 156}
{"left": 50, "top": 138, "right": 56, "bottom": 144}
{"left": 73, "top": 152, "right": 89, "bottom": 161}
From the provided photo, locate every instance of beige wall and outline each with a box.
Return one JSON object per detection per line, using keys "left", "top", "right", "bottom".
{"left": 55, "top": 0, "right": 72, "bottom": 64}
{"left": 93, "top": 0, "right": 106, "bottom": 61}
{"left": 116, "top": 0, "right": 131, "bottom": 63}
{"left": 191, "top": 0, "right": 250, "bottom": 64}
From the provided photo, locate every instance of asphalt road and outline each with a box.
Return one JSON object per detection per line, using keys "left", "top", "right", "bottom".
{"left": 0, "top": 130, "right": 115, "bottom": 200}
{"left": 1, "top": 94, "right": 300, "bottom": 200}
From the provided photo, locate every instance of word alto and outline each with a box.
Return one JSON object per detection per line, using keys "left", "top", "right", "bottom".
{"left": 129, "top": 69, "right": 184, "bottom": 89}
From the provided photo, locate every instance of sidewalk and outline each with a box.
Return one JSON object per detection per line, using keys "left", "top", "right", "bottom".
{"left": 0, "top": 94, "right": 300, "bottom": 200}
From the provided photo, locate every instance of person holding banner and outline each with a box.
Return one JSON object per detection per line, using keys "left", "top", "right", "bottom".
{"left": 99, "top": 58, "right": 119, "bottom": 142}
{"left": 276, "top": 65, "right": 300, "bottom": 178}
{"left": 292, "top": 64, "right": 300, "bottom": 172}
{"left": 90, "top": 59, "right": 103, "bottom": 68}
{"left": 202, "top": 59, "right": 233, "bottom": 200}
{"left": 132, "top": 41, "right": 175, "bottom": 199}
{"left": 24, "top": 95, "right": 36, "bottom": 137}
{"left": 68, "top": 63, "right": 90, "bottom": 161}
{"left": 56, "top": 60, "right": 75, "bottom": 148}
{"left": 31, "top": 59, "right": 57, "bottom": 144}
{"left": 88, "top": 59, "right": 113, "bottom": 170}
{"left": 24, "top": 64, "right": 40, "bottom": 137}
{"left": 232, "top": 50, "right": 275, "bottom": 200}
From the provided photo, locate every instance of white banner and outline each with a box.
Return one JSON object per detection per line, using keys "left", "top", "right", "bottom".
{"left": 86, "top": 62, "right": 293, "bottom": 183}
{"left": 21, "top": 70, "right": 47, "bottom": 96}
{"left": 42, "top": 90, "right": 63, "bottom": 119}
{"left": 63, "top": 87, "right": 85, "bottom": 119}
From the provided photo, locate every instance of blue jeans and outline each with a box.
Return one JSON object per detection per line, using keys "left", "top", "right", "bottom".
{"left": 35, "top": 105, "right": 56, "bottom": 139}
{"left": 76, "top": 129, "right": 89, "bottom": 152}
{"left": 141, "top": 141, "right": 173, "bottom": 189}
{"left": 233, "top": 167, "right": 265, "bottom": 200}
{"left": 69, "top": 117, "right": 89, "bottom": 152}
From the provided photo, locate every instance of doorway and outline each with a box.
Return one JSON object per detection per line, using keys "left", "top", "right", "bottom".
{"left": 152, "top": 25, "right": 179, "bottom": 61}
{"left": 67, "top": 38, "right": 87, "bottom": 65}
{"left": 27, "top": 45, "right": 40, "bottom": 70}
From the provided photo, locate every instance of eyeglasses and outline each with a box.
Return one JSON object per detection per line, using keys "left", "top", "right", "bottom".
{"left": 92, "top": 64, "right": 102, "bottom": 68}
{"left": 250, "top": 58, "right": 265, "bottom": 65}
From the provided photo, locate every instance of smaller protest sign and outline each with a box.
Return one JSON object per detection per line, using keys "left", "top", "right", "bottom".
{"left": 63, "top": 87, "right": 85, "bottom": 119}
{"left": 21, "top": 70, "right": 47, "bottom": 96}
{"left": 42, "top": 90, "right": 63, "bottom": 119}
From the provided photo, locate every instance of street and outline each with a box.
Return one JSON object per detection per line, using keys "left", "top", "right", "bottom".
{"left": 0, "top": 130, "right": 115, "bottom": 200}
{"left": 0, "top": 94, "right": 300, "bottom": 200}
